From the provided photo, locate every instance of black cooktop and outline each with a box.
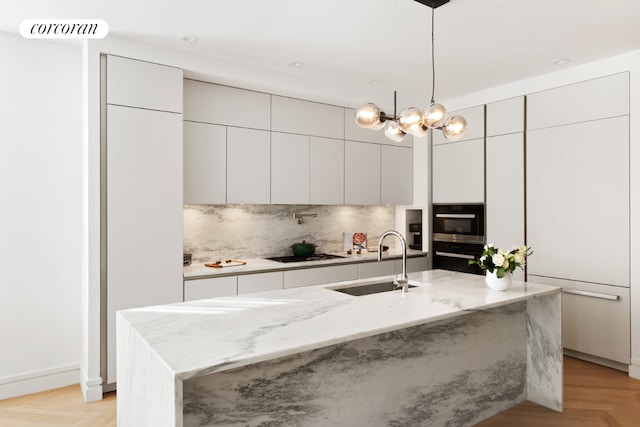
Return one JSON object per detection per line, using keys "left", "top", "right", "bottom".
{"left": 266, "top": 254, "right": 345, "bottom": 263}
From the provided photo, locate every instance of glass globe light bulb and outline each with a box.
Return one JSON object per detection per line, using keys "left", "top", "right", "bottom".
{"left": 384, "top": 121, "right": 407, "bottom": 142}
{"left": 398, "top": 107, "right": 426, "bottom": 136}
{"left": 442, "top": 115, "right": 467, "bottom": 140}
{"left": 423, "top": 103, "right": 447, "bottom": 128}
{"left": 354, "top": 103, "right": 384, "bottom": 130}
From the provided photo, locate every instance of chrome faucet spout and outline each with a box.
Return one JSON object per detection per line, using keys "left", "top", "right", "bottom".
{"left": 377, "top": 230, "right": 409, "bottom": 291}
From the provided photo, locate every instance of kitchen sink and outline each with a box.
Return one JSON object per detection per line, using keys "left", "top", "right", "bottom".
{"left": 330, "top": 281, "right": 417, "bottom": 296}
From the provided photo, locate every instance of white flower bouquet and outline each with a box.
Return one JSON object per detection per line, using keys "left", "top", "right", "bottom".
{"left": 469, "top": 243, "right": 532, "bottom": 278}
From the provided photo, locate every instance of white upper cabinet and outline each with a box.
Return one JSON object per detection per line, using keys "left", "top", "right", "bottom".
{"left": 432, "top": 138, "right": 484, "bottom": 204}
{"left": 527, "top": 72, "right": 629, "bottom": 130}
{"left": 526, "top": 116, "right": 629, "bottom": 287}
{"left": 310, "top": 137, "right": 344, "bottom": 205}
{"left": 433, "top": 105, "right": 485, "bottom": 145}
{"left": 106, "top": 55, "right": 182, "bottom": 113}
{"left": 183, "top": 79, "right": 271, "bottom": 130}
{"left": 344, "top": 141, "right": 381, "bottom": 205}
{"left": 271, "top": 132, "right": 310, "bottom": 204}
{"left": 183, "top": 122, "right": 226, "bottom": 205}
{"left": 271, "top": 96, "right": 344, "bottom": 139}
{"left": 381, "top": 145, "right": 413, "bottom": 205}
{"left": 226, "top": 127, "right": 271, "bottom": 204}
{"left": 486, "top": 96, "right": 525, "bottom": 137}
{"left": 344, "top": 108, "right": 412, "bottom": 147}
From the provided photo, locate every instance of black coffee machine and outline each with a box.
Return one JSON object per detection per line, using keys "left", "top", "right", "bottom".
{"left": 409, "top": 223, "right": 422, "bottom": 250}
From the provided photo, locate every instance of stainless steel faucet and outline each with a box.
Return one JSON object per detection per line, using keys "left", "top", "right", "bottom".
{"left": 377, "top": 230, "right": 409, "bottom": 292}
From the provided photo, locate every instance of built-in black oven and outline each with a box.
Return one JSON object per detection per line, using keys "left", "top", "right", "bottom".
{"left": 432, "top": 204, "right": 485, "bottom": 275}
{"left": 432, "top": 240, "right": 484, "bottom": 275}
{"left": 433, "top": 204, "right": 484, "bottom": 244}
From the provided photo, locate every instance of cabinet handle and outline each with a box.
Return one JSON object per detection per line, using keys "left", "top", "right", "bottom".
{"left": 435, "top": 251, "right": 475, "bottom": 260}
{"left": 435, "top": 214, "right": 476, "bottom": 219}
{"left": 562, "top": 288, "right": 620, "bottom": 301}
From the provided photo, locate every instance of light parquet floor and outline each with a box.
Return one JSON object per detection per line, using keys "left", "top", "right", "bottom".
{"left": 0, "top": 386, "right": 116, "bottom": 427}
{"left": 0, "top": 356, "right": 639, "bottom": 426}
{"left": 477, "top": 356, "right": 640, "bottom": 427}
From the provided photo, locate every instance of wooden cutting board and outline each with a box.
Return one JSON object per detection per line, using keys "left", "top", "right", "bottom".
{"left": 205, "top": 260, "right": 247, "bottom": 268}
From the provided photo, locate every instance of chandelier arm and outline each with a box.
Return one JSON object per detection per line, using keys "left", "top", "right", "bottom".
{"left": 393, "top": 90, "right": 397, "bottom": 120}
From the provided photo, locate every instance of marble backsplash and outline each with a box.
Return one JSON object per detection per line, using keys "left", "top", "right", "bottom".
{"left": 183, "top": 204, "right": 396, "bottom": 262}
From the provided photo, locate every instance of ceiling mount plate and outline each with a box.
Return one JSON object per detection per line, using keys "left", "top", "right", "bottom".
{"left": 414, "top": 0, "right": 450, "bottom": 8}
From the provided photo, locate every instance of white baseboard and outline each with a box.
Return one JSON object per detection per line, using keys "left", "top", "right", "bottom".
{"left": 563, "top": 349, "right": 629, "bottom": 372}
{"left": 629, "top": 358, "right": 640, "bottom": 379}
{"left": 0, "top": 365, "right": 80, "bottom": 401}
{"left": 80, "top": 368, "right": 103, "bottom": 402}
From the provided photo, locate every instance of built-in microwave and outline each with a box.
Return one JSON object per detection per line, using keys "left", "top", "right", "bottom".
{"left": 432, "top": 204, "right": 485, "bottom": 275}
{"left": 432, "top": 204, "right": 485, "bottom": 244}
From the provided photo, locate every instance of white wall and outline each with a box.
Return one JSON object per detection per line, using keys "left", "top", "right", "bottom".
{"left": 439, "top": 50, "right": 640, "bottom": 378}
{"left": 0, "top": 32, "right": 82, "bottom": 399}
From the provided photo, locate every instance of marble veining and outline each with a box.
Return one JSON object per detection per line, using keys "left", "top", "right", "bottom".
{"left": 121, "top": 270, "right": 561, "bottom": 380}
{"left": 117, "top": 270, "right": 562, "bottom": 426}
{"left": 183, "top": 204, "right": 396, "bottom": 262}
{"left": 526, "top": 293, "right": 563, "bottom": 410}
{"left": 182, "top": 303, "right": 528, "bottom": 427}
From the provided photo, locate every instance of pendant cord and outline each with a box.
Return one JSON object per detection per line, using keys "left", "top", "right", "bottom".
{"left": 430, "top": 6, "right": 436, "bottom": 105}
{"left": 393, "top": 0, "right": 398, "bottom": 119}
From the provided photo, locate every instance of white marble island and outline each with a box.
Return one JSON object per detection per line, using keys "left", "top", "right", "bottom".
{"left": 117, "top": 270, "right": 562, "bottom": 426}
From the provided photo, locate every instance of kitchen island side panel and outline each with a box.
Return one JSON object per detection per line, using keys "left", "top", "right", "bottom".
{"left": 183, "top": 303, "right": 529, "bottom": 427}
{"left": 527, "top": 292, "right": 563, "bottom": 411}
{"left": 117, "top": 313, "right": 182, "bottom": 427}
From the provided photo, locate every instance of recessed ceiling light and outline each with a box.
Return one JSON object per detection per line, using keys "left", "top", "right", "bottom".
{"left": 288, "top": 61, "right": 305, "bottom": 68}
{"left": 552, "top": 58, "right": 571, "bottom": 65}
{"left": 178, "top": 34, "right": 199, "bottom": 44}
{"left": 369, "top": 79, "right": 382, "bottom": 85}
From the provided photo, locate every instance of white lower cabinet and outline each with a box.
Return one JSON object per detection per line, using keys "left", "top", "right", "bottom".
{"left": 358, "top": 260, "right": 397, "bottom": 279}
{"left": 357, "top": 256, "right": 429, "bottom": 278}
{"left": 530, "top": 275, "right": 630, "bottom": 365}
{"left": 185, "top": 256, "right": 429, "bottom": 298}
{"left": 238, "top": 272, "right": 283, "bottom": 294}
{"left": 184, "top": 276, "right": 237, "bottom": 301}
{"left": 405, "top": 256, "right": 429, "bottom": 273}
{"left": 283, "top": 264, "right": 358, "bottom": 289}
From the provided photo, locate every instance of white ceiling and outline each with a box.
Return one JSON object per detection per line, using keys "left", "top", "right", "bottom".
{"left": 3, "top": 0, "right": 640, "bottom": 109}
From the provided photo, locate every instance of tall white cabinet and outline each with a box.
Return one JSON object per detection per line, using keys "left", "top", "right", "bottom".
{"left": 526, "top": 73, "right": 630, "bottom": 366}
{"left": 485, "top": 97, "right": 525, "bottom": 281}
{"left": 432, "top": 105, "right": 485, "bottom": 204}
{"left": 103, "top": 56, "right": 184, "bottom": 385}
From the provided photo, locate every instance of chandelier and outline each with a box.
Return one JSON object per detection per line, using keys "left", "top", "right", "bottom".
{"left": 354, "top": 0, "right": 467, "bottom": 142}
